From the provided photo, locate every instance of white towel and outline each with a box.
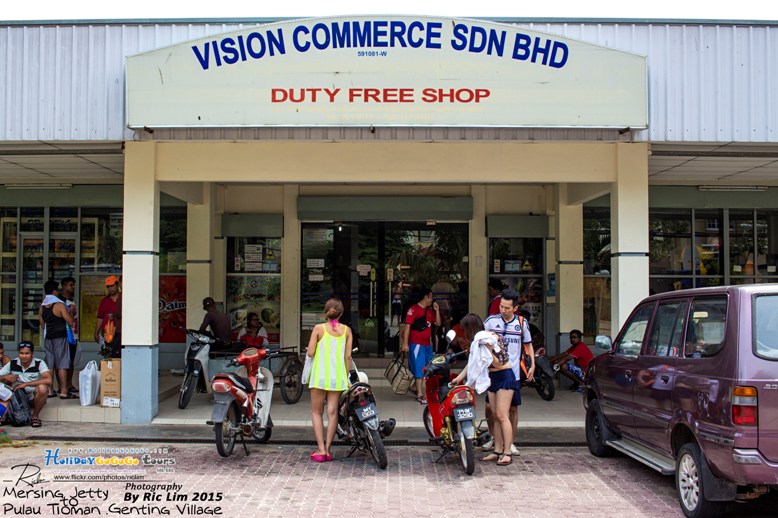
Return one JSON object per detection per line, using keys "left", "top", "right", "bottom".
{"left": 41, "top": 294, "right": 64, "bottom": 306}
{"left": 466, "top": 330, "right": 495, "bottom": 394}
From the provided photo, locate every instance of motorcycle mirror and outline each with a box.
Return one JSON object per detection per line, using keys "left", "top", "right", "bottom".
{"left": 352, "top": 347, "right": 359, "bottom": 353}
{"left": 445, "top": 329, "right": 457, "bottom": 344}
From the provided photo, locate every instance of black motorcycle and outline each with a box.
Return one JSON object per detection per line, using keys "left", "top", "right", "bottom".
{"left": 521, "top": 346, "right": 556, "bottom": 401}
{"left": 336, "top": 361, "right": 396, "bottom": 469}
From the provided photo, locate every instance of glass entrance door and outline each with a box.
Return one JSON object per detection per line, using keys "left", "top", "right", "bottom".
{"left": 17, "top": 232, "right": 78, "bottom": 343}
{"left": 301, "top": 222, "right": 469, "bottom": 356}
{"left": 19, "top": 234, "right": 45, "bottom": 344}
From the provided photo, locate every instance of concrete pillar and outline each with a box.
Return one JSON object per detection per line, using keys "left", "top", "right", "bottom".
{"left": 186, "top": 184, "right": 216, "bottom": 329}
{"left": 611, "top": 143, "right": 650, "bottom": 333}
{"left": 121, "top": 141, "right": 160, "bottom": 424}
{"left": 555, "top": 183, "right": 584, "bottom": 353}
{"left": 469, "top": 185, "right": 487, "bottom": 315}
{"left": 281, "top": 185, "right": 301, "bottom": 351}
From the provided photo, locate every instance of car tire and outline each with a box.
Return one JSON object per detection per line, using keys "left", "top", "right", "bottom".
{"left": 676, "top": 442, "right": 726, "bottom": 518}
{"left": 585, "top": 399, "right": 615, "bottom": 457}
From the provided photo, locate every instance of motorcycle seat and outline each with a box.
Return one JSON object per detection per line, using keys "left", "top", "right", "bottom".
{"left": 213, "top": 373, "right": 254, "bottom": 393}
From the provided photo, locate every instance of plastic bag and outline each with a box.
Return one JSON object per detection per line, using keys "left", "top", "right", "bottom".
{"left": 104, "top": 319, "right": 116, "bottom": 343}
{"left": 79, "top": 360, "right": 101, "bottom": 406}
{"left": 302, "top": 355, "right": 313, "bottom": 385}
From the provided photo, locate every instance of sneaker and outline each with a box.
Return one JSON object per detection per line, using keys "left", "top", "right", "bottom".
{"left": 510, "top": 443, "right": 520, "bottom": 455}
{"left": 568, "top": 382, "right": 580, "bottom": 392}
{"left": 481, "top": 437, "right": 494, "bottom": 451}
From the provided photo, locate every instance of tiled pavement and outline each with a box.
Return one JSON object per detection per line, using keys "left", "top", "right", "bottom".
{"left": 1, "top": 441, "right": 776, "bottom": 517}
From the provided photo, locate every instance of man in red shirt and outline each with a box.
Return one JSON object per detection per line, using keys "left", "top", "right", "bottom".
{"left": 94, "top": 275, "right": 121, "bottom": 358}
{"left": 486, "top": 278, "right": 505, "bottom": 316}
{"left": 549, "top": 329, "right": 594, "bottom": 392}
{"left": 401, "top": 288, "right": 441, "bottom": 404}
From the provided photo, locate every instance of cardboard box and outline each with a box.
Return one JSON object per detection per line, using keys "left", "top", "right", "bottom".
{"left": 100, "top": 359, "right": 121, "bottom": 407}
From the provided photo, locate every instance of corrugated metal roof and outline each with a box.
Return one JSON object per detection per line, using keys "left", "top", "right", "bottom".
{"left": 0, "top": 20, "right": 776, "bottom": 143}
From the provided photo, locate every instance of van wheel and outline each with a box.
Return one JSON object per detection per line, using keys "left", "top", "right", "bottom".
{"left": 676, "top": 442, "right": 726, "bottom": 518}
{"left": 585, "top": 399, "right": 614, "bottom": 457}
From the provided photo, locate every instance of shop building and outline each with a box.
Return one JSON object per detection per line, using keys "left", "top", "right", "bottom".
{"left": 1, "top": 16, "right": 776, "bottom": 423}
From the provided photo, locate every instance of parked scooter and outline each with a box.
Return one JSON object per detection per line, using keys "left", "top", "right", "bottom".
{"left": 207, "top": 346, "right": 276, "bottom": 457}
{"left": 336, "top": 350, "right": 396, "bottom": 469}
{"left": 422, "top": 341, "right": 478, "bottom": 475}
{"left": 179, "top": 329, "right": 245, "bottom": 409}
{"left": 521, "top": 345, "right": 556, "bottom": 401}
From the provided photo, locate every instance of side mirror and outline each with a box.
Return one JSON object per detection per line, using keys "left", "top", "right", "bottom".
{"left": 594, "top": 335, "right": 612, "bottom": 351}
{"left": 445, "top": 329, "right": 457, "bottom": 344}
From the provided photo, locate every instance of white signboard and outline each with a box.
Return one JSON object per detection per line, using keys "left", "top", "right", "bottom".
{"left": 127, "top": 16, "right": 647, "bottom": 128}
{"left": 307, "top": 258, "right": 325, "bottom": 268}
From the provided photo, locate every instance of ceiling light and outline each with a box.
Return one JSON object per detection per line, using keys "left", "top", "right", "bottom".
{"left": 4, "top": 183, "right": 73, "bottom": 190}
{"left": 697, "top": 185, "right": 768, "bottom": 192}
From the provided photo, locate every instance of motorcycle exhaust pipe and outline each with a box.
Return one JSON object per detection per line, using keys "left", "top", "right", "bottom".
{"left": 380, "top": 418, "right": 396, "bottom": 437}
{"left": 241, "top": 423, "right": 254, "bottom": 435}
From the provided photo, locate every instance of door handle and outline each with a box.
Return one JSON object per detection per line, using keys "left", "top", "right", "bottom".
{"left": 661, "top": 375, "right": 670, "bottom": 383}
{"left": 625, "top": 370, "right": 632, "bottom": 379}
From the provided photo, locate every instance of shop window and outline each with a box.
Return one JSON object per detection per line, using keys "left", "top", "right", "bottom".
{"left": 650, "top": 210, "right": 692, "bottom": 276}
{"left": 226, "top": 237, "right": 282, "bottom": 345}
{"left": 584, "top": 208, "right": 611, "bottom": 275}
{"left": 159, "top": 207, "right": 187, "bottom": 274}
{"left": 756, "top": 211, "right": 778, "bottom": 283}
{"left": 80, "top": 209, "right": 122, "bottom": 273}
{"left": 0, "top": 209, "right": 18, "bottom": 342}
{"left": 50, "top": 208, "right": 79, "bottom": 233}
{"left": 489, "top": 237, "right": 544, "bottom": 330}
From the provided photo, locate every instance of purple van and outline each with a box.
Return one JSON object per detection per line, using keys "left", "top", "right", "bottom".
{"left": 584, "top": 284, "right": 778, "bottom": 518}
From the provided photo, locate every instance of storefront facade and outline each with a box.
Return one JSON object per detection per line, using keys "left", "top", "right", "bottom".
{"left": 1, "top": 16, "right": 776, "bottom": 423}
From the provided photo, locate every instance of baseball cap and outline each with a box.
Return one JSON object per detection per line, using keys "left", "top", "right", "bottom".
{"left": 105, "top": 275, "right": 120, "bottom": 286}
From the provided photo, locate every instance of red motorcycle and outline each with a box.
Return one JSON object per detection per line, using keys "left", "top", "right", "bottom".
{"left": 422, "top": 349, "right": 478, "bottom": 475}
{"left": 207, "top": 347, "right": 276, "bottom": 457}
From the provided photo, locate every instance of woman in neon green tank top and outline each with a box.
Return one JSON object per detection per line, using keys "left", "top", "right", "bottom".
{"left": 306, "top": 297, "right": 352, "bottom": 462}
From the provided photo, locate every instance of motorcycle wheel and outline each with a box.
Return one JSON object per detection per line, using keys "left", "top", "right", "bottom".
{"left": 178, "top": 371, "right": 198, "bottom": 409}
{"left": 534, "top": 371, "right": 556, "bottom": 401}
{"left": 253, "top": 415, "right": 273, "bottom": 444}
{"left": 215, "top": 403, "right": 238, "bottom": 457}
{"left": 456, "top": 422, "right": 475, "bottom": 475}
{"left": 280, "top": 362, "right": 304, "bottom": 404}
{"left": 366, "top": 427, "right": 388, "bottom": 470}
{"left": 422, "top": 406, "right": 435, "bottom": 439}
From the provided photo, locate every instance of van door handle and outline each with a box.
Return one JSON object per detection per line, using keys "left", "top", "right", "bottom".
{"left": 661, "top": 375, "right": 670, "bottom": 383}
{"left": 625, "top": 370, "right": 632, "bottom": 380}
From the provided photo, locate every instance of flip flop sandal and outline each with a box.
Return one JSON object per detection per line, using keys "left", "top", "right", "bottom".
{"left": 479, "top": 452, "right": 500, "bottom": 462}
{"left": 31, "top": 417, "right": 42, "bottom": 427}
{"left": 59, "top": 393, "right": 78, "bottom": 399}
{"left": 497, "top": 453, "right": 513, "bottom": 466}
{"left": 68, "top": 387, "right": 79, "bottom": 395}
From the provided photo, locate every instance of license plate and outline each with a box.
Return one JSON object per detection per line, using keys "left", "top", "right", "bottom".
{"left": 453, "top": 406, "right": 474, "bottom": 422}
{"left": 356, "top": 403, "right": 377, "bottom": 421}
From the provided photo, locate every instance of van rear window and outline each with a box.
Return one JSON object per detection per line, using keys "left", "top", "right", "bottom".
{"left": 754, "top": 294, "right": 778, "bottom": 360}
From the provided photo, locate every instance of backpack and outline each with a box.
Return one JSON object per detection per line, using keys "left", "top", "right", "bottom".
{"left": 8, "top": 388, "right": 33, "bottom": 426}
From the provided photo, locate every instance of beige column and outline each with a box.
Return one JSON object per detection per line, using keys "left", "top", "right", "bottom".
{"left": 469, "top": 185, "right": 487, "bottom": 315}
{"left": 121, "top": 141, "right": 160, "bottom": 424}
{"left": 611, "top": 143, "right": 650, "bottom": 332}
{"left": 123, "top": 142, "right": 160, "bottom": 344}
{"left": 281, "top": 185, "right": 301, "bottom": 351}
{"left": 555, "top": 184, "right": 584, "bottom": 348}
{"left": 186, "top": 183, "right": 216, "bottom": 328}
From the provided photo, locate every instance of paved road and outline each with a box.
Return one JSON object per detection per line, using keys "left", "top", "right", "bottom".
{"left": 1, "top": 440, "right": 775, "bottom": 517}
